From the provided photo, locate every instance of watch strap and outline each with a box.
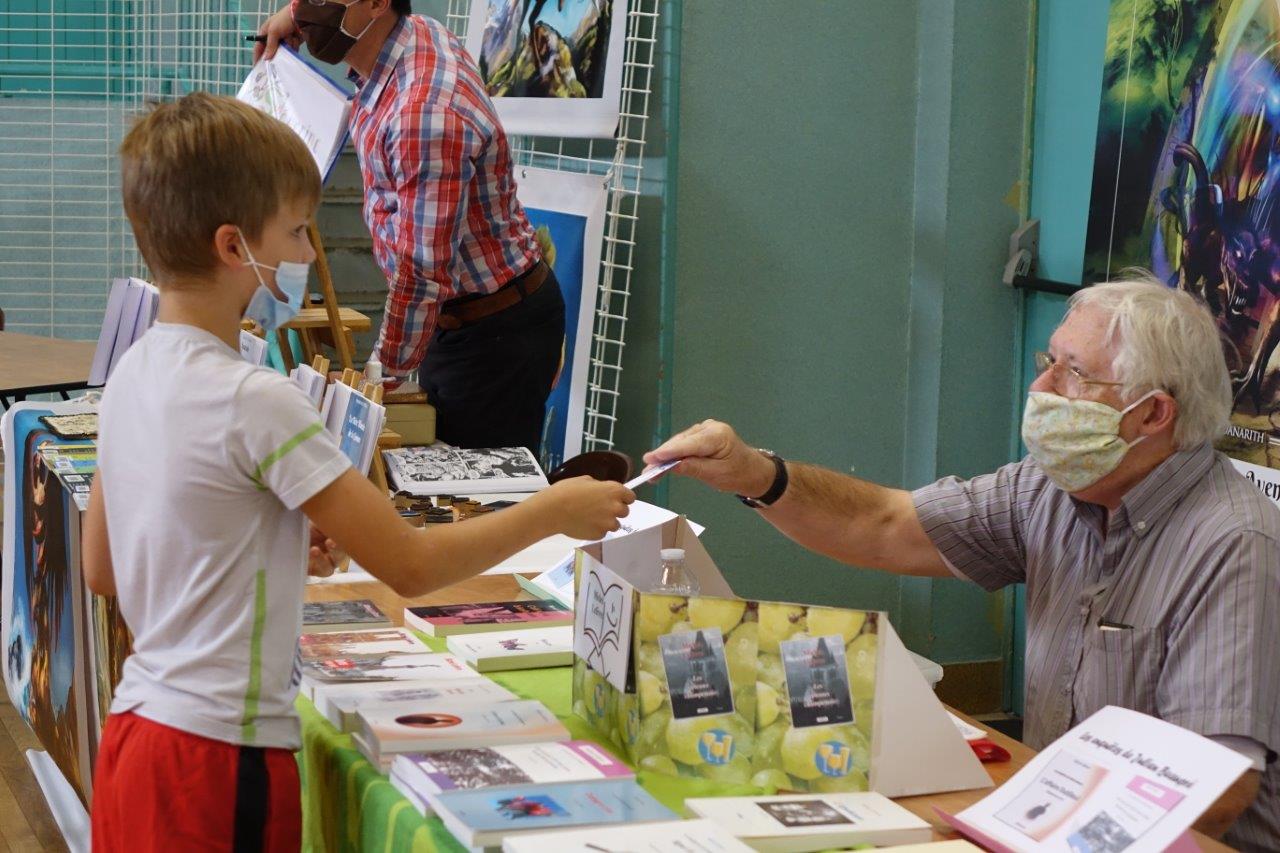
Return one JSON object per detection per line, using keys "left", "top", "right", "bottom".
{"left": 738, "top": 450, "right": 788, "bottom": 508}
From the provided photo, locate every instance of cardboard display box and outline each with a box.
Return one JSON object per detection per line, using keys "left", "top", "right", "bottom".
{"left": 571, "top": 517, "right": 990, "bottom": 798}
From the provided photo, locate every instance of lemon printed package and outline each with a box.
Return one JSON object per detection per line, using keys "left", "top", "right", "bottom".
{"left": 570, "top": 516, "right": 991, "bottom": 799}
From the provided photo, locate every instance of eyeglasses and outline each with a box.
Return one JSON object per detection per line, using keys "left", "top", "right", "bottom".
{"left": 1033, "top": 351, "right": 1123, "bottom": 392}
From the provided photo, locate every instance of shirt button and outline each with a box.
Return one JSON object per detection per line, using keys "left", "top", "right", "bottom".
{"left": 1135, "top": 520, "right": 1147, "bottom": 532}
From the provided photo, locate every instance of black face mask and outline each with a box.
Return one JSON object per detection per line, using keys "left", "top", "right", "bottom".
{"left": 295, "top": 0, "right": 371, "bottom": 65}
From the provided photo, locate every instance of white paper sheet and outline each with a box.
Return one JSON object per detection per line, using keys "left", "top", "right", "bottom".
{"left": 946, "top": 706, "right": 1251, "bottom": 853}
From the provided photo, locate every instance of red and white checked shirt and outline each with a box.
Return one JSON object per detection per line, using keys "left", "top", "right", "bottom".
{"left": 333, "top": 14, "right": 540, "bottom": 376}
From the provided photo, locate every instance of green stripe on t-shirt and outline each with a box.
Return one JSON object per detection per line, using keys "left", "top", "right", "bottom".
{"left": 249, "top": 422, "right": 324, "bottom": 490}
{"left": 240, "top": 569, "right": 268, "bottom": 743}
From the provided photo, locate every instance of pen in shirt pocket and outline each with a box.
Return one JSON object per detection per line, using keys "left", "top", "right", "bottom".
{"left": 1098, "top": 617, "right": 1134, "bottom": 632}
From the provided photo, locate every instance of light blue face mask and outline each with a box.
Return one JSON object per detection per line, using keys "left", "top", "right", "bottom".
{"left": 239, "top": 228, "right": 309, "bottom": 332}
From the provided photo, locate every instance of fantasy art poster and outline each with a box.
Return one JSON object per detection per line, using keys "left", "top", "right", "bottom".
{"left": 1, "top": 402, "right": 93, "bottom": 804}
{"left": 1086, "top": 0, "right": 1280, "bottom": 468}
{"left": 465, "top": 0, "right": 630, "bottom": 137}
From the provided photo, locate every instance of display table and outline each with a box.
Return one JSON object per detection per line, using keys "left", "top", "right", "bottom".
{"left": 0, "top": 330, "right": 97, "bottom": 408}
{"left": 302, "top": 575, "right": 1232, "bottom": 853}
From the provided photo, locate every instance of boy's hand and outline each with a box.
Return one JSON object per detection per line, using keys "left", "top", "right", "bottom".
{"left": 255, "top": 4, "right": 301, "bottom": 63}
{"left": 307, "top": 524, "right": 346, "bottom": 578}
{"left": 539, "top": 477, "right": 635, "bottom": 540}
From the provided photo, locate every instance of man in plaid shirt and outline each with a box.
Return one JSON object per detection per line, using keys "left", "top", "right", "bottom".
{"left": 258, "top": 0, "right": 564, "bottom": 454}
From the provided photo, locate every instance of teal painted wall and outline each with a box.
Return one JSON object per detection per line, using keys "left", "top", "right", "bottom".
{"left": 642, "top": 0, "right": 1034, "bottom": 667}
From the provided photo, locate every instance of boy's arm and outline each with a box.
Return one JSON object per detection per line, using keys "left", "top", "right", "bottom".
{"left": 302, "top": 470, "right": 634, "bottom": 598}
{"left": 83, "top": 476, "right": 116, "bottom": 597}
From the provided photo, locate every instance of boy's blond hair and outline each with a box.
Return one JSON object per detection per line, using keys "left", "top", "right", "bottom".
{"left": 120, "top": 92, "right": 320, "bottom": 281}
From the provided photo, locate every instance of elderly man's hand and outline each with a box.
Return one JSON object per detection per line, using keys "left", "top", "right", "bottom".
{"left": 255, "top": 4, "right": 301, "bottom": 63}
{"left": 644, "top": 420, "right": 776, "bottom": 498}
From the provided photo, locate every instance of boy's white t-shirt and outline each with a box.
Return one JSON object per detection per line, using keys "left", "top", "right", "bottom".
{"left": 98, "top": 323, "right": 351, "bottom": 749}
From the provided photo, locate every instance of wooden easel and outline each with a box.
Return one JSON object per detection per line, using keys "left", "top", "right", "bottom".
{"left": 274, "top": 221, "right": 372, "bottom": 372}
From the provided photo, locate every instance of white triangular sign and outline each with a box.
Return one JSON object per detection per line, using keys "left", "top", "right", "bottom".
{"left": 869, "top": 618, "right": 992, "bottom": 797}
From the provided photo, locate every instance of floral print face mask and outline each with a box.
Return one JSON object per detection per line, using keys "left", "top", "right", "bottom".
{"left": 1020, "top": 390, "right": 1159, "bottom": 493}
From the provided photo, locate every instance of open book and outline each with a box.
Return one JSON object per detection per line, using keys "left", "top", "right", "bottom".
{"left": 236, "top": 46, "right": 352, "bottom": 181}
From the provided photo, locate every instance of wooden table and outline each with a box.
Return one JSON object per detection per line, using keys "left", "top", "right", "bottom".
{"left": 0, "top": 331, "right": 97, "bottom": 408}
{"left": 306, "top": 574, "right": 1233, "bottom": 850}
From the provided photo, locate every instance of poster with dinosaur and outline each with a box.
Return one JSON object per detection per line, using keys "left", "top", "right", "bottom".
{"left": 465, "top": 0, "right": 630, "bottom": 137}
{"left": 1085, "top": 0, "right": 1280, "bottom": 468}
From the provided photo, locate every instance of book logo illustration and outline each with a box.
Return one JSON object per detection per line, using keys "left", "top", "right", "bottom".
{"left": 815, "top": 740, "right": 854, "bottom": 777}
{"left": 500, "top": 638, "right": 526, "bottom": 651}
{"left": 572, "top": 555, "right": 635, "bottom": 693}
{"left": 759, "top": 799, "right": 853, "bottom": 829}
{"left": 495, "top": 794, "right": 566, "bottom": 820}
{"left": 394, "top": 713, "right": 462, "bottom": 729}
{"left": 697, "top": 728, "right": 736, "bottom": 765}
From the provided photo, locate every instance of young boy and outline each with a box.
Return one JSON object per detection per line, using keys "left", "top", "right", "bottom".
{"left": 81, "top": 92, "right": 633, "bottom": 851}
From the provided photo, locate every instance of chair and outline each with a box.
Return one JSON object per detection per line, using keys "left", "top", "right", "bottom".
{"left": 547, "top": 450, "right": 634, "bottom": 484}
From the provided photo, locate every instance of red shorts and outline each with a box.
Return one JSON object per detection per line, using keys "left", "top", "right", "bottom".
{"left": 91, "top": 711, "right": 301, "bottom": 852}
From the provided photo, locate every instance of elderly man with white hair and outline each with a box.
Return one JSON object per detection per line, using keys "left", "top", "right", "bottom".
{"left": 646, "top": 278, "right": 1280, "bottom": 850}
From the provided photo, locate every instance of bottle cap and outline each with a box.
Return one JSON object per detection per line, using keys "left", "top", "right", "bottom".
{"left": 660, "top": 548, "right": 686, "bottom": 562}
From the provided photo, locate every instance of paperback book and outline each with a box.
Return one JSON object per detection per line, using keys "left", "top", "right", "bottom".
{"left": 404, "top": 600, "right": 571, "bottom": 637}
{"left": 299, "top": 627, "right": 428, "bottom": 662}
{"left": 355, "top": 699, "right": 569, "bottom": 769}
{"left": 313, "top": 678, "right": 517, "bottom": 733}
{"left": 390, "top": 740, "right": 631, "bottom": 812}
{"left": 685, "top": 793, "right": 933, "bottom": 852}
{"left": 404, "top": 594, "right": 570, "bottom": 635}
{"left": 499, "top": 819, "right": 755, "bottom": 852}
{"left": 383, "top": 445, "right": 549, "bottom": 496}
{"left": 302, "top": 599, "right": 390, "bottom": 632}
{"left": 446, "top": 626, "right": 574, "bottom": 672}
{"left": 429, "top": 779, "right": 677, "bottom": 849}
{"left": 300, "top": 653, "right": 472, "bottom": 695}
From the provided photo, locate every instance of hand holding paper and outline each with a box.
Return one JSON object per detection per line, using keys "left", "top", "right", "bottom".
{"left": 644, "top": 420, "right": 777, "bottom": 497}
{"left": 624, "top": 459, "right": 680, "bottom": 489}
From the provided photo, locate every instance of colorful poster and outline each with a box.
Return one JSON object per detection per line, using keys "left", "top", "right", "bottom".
{"left": 516, "top": 166, "right": 607, "bottom": 471}
{"left": 1, "top": 402, "right": 94, "bottom": 804}
{"left": 1085, "top": 0, "right": 1280, "bottom": 466}
{"left": 465, "top": 0, "right": 630, "bottom": 137}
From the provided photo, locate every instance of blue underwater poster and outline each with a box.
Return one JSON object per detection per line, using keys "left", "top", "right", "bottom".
{"left": 517, "top": 167, "right": 607, "bottom": 472}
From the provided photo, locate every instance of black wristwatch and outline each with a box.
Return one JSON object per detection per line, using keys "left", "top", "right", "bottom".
{"left": 738, "top": 449, "right": 788, "bottom": 509}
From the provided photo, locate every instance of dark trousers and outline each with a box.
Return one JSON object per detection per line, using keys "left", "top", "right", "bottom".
{"left": 420, "top": 267, "right": 566, "bottom": 455}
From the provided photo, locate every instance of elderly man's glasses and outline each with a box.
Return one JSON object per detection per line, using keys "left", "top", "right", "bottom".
{"left": 1033, "top": 351, "right": 1123, "bottom": 393}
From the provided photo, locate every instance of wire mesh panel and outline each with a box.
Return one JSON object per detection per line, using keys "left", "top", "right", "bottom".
{"left": 0, "top": 0, "right": 656, "bottom": 455}
{"left": 445, "top": 0, "right": 657, "bottom": 453}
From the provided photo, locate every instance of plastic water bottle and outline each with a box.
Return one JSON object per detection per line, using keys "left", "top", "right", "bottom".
{"left": 656, "top": 548, "right": 699, "bottom": 596}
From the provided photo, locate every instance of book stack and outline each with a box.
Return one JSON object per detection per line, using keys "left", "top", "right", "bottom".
{"left": 382, "top": 445, "right": 549, "bottom": 496}
{"left": 445, "top": 626, "right": 574, "bottom": 673}
{"left": 90, "top": 277, "right": 160, "bottom": 385}
{"left": 238, "top": 330, "right": 269, "bottom": 366}
{"left": 685, "top": 792, "right": 934, "bottom": 851}
{"left": 302, "top": 599, "right": 391, "bottom": 632}
{"left": 321, "top": 379, "right": 386, "bottom": 476}
{"left": 404, "top": 600, "right": 572, "bottom": 638}
{"left": 289, "top": 362, "right": 328, "bottom": 406}
{"left": 354, "top": 699, "right": 570, "bottom": 771}
{"left": 389, "top": 740, "right": 632, "bottom": 816}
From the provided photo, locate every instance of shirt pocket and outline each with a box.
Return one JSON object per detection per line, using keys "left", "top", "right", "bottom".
{"left": 1075, "top": 626, "right": 1165, "bottom": 718}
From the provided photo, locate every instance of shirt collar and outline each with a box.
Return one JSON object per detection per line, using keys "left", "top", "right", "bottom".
{"left": 1117, "top": 441, "right": 1216, "bottom": 537}
{"left": 351, "top": 14, "right": 412, "bottom": 110}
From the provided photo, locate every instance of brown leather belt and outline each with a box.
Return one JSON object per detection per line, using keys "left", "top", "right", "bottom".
{"left": 436, "top": 261, "right": 549, "bottom": 331}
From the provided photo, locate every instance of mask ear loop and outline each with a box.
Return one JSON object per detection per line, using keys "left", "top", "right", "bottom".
{"left": 1119, "top": 389, "right": 1163, "bottom": 448}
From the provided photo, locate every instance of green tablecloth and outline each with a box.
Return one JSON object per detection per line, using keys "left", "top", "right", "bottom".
{"left": 297, "top": 635, "right": 760, "bottom": 853}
